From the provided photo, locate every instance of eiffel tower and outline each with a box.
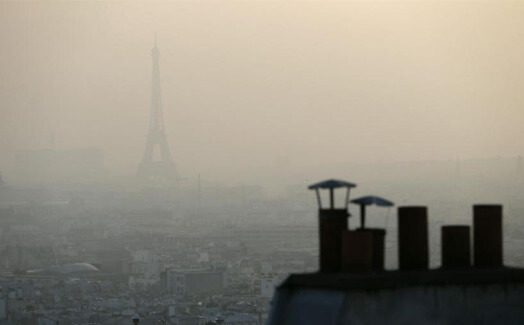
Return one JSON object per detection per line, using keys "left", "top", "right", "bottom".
{"left": 137, "top": 38, "right": 178, "bottom": 182}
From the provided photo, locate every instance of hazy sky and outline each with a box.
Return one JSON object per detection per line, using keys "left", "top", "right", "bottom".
{"left": 1, "top": 1, "right": 523, "bottom": 183}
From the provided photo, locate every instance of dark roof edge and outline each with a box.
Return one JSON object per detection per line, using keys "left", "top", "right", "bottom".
{"left": 279, "top": 267, "right": 524, "bottom": 292}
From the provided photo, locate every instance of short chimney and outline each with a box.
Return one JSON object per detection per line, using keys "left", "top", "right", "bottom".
{"left": 309, "top": 179, "right": 356, "bottom": 273}
{"left": 362, "top": 228, "right": 386, "bottom": 271}
{"left": 398, "top": 206, "right": 428, "bottom": 270}
{"left": 348, "top": 196, "right": 393, "bottom": 271}
{"left": 473, "top": 204, "right": 503, "bottom": 267}
{"left": 441, "top": 225, "right": 470, "bottom": 268}
{"left": 341, "top": 228, "right": 385, "bottom": 272}
{"left": 341, "top": 230, "right": 374, "bottom": 272}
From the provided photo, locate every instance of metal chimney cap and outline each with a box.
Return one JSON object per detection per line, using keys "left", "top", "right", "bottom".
{"left": 308, "top": 179, "right": 357, "bottom": 190}
{"left": 351, "top": 195, "right": 394, "bottom": 207}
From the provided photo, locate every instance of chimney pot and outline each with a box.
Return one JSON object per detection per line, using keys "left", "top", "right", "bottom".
{"left": 473, "top": 204, "right": 503, "bottom": 267}
{"left": 441, "top": 225, "right": 471, "bottom": 269}
{"left": 398, "top": 206, "right": 429, "bottom": 270}
{"left": 319, "top": 209, "right": 348, "bottom": 272}
{"left": 341, "top": 228, "right": 385, "bottom": 272}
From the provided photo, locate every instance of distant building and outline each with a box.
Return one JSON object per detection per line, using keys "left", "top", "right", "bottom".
{"left": 163, "top": 267, "right": 227, "bottom": 296}
{"left": 259, "top": 274, "right": 280, "bottom": 299}
{"left": 26, "top": 263, "right": 99, "bottom": 276}
{"left": 223, "top": 313, "right": 259, "bottom": 325}
{"left": 131, "top": 250, "right": 162, "bottom": 279}
{"left": 169, "top": 315, "right": 205, "bottom": 325}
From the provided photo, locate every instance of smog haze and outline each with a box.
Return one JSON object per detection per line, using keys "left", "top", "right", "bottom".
{"left": 1, "top": 1, "right": 524, "bottom": 187}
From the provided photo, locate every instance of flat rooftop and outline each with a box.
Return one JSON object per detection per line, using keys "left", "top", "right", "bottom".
{"left": 280, "top": 267, "right": 524, "bottom": 291}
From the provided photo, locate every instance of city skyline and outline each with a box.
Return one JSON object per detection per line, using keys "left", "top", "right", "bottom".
{"left": 1, "top": 1, "right": 524, "bottom": 187}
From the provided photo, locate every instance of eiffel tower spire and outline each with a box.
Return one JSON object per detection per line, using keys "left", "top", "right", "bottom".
{"left": 137, "top": 38, "right": 178, "bottom": 182}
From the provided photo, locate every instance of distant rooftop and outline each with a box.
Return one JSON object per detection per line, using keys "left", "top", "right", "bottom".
{"left": 27, "top": 263, "right": 99, "bottom": 275}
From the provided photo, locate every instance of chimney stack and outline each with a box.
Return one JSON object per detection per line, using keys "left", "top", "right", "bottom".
{"left": 341, "top": 230, "right": 374, "bottom": 272}
{"left": 308, "top": 181, "right": 506, "bottom": 274}
{"left": 398, "top": 206, "right": 428, "bottom": 270}
{"left": 309, "top": 179, "right": 356, "bottom": 273}
{"left": 473, "top": 205, "right": 503, "bottom": 267}
{"left": 441, "top": 226, "right": 470, "bottom": 268}
{"left": 363, "top": 228, "right": 386, "bottom": 270}
{"left": 346, "top": 196, "right": 393, "bottom": 271}
{"left": 318, "top": 208, "right": 350, "bottom": 272}
{"left": 341, "top": 228, "right": 386, "bottom": 272}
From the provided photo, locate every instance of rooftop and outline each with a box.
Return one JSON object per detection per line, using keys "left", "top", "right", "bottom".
{"left": 280, "top": 267, "right": 524, "bottom": 292}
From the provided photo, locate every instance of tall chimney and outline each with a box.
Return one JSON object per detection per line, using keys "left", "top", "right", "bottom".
{"left": 473, "top": 205, "right": 503, "bottom": 267}
{"left": 441, "top": 225, "right": 470, "bottom": 268}
{"left": 309, "top": 179, "right": 356, "bottom": 273}
{"left": 398, "top": 206, "right": 428, "bottom": 270}
{"left": 319, "top": 209, "right": 349, "bottom": 272}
